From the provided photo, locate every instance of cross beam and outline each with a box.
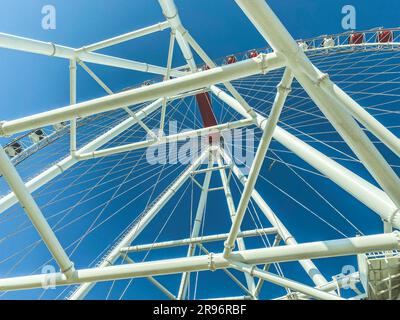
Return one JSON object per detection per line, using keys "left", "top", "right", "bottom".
{"left": 235, "top": 0, "right": 400, "bottom": 211}
{"left": 0, "top": 32, "right": 185, "bottom": 78}
{"left": 0, "top": 53, "right": 283, "bottom": 137}
{"left": 120, "top": 227, "right": 278, "bottom": 253}
{"left": 0, "top": 232, "right": 398, "bottom": 292}
{"left": 212, "top": 87, "right": 399, "bottom": 229}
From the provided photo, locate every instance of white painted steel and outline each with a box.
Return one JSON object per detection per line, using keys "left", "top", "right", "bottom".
{"left": 0, "top": 0, "right": 399, "bottom": 301}
{"left": 223, "top": 69, "right": 293, "bottom": 257}
{"left": 235, "top": 0, "right": 400, "bottom": 210}
{"left": 75, "top": 119, "right": 253, "bottom": 160}
{"left": 231, "top": 262, "right": 343, "bottom": 301}
{"left": 0, "top": 232, "right": 398, "bottom": 292}
{"left": 178, "top": 155, "right": 213, "bottom": 299}
{"left": 120, "top": 228, "right": 278, "bottom": 253}
{"left": 220, "top": 149, "right": 329, "bottom": 287}
{"left": 0, "top": 148, "right": 75, "bottom": 277}
{"left": 81, "top": 21, "right": 170, "bottom": 53}
{"left": 0, "top": 53, "right": 283, "bottom": 136}
{"left": 68, "top": 149, "right": 209, "bottom": 300}
{"left": 0, "top": 32, "right": 184, "bottom": 78}
{"left": 212, "top": 87, "right": 400, "bottom": 228}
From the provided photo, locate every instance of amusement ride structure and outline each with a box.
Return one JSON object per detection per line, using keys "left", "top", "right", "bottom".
{"left": 0, "top": 0, "right": 399, "bottom": 300}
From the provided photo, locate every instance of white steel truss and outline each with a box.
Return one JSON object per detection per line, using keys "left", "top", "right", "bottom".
{"left": 0, "top": 0, "right": 398, "bottom": 300}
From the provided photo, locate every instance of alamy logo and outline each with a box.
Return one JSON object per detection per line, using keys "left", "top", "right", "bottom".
{"left": 41, "top": 265, "right": 57, "bottom": 289}
{"left": 341, "top": 5, "right": 356, "bottom": 30}
{"left": 42, "top": 5, "right": 56, "bottom": 30}
{"left": 146, "top": 121, "right": 255, "bottom": 174}
{"left": 337, "top": 265, "right": 358, "bottom": 290}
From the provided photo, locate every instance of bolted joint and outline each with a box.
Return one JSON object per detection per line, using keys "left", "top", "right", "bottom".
{"left": 388, "top": 208, "right": 400, "bottom": 229}
{"left": 223, "top": 241, "right": 235, "bottom": 258}
{"left": 288, "top": 292, "right": 299, "bottom": 300}
{"left": 394, "top": 230, "right": 400, "bottom": 245}
{"left": 48, "top": 42, "right": 57, "bottom": 56}
{"left": 256, "top": 54, "right": 270, "bottom": 75}
{"left": 0, "top": 121, "right": 7, "bottom": 137}
{"left": 282, "top": 235, "right": 294, "bottom": 244}
{"left": 315, "top": 73, "right": 330, "bottom": 87}
{"left": 61, "top": 263, "right": 76, "bottom": 279}
{"left": 246, "top": 264, "right": 257, "bottom": 277}
{"left": 208, "top": 252, "right": 216, "bottom": 271}
{"left": 69, "top": 60, "right": 77, "bottom": 70}
{"left": 277, "top": 84, "right": 292, "bottom": 94}
{"left": 162, "top": 8, "right": 179, "bottom": 21}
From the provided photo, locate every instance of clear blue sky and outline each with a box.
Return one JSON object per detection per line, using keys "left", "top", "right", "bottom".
{"left": 0, "top": 0, "right": 399, "bottom": 300}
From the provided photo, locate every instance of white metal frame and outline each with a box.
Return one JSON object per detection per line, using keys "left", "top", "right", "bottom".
{"left": 0, "top": 0, "right": 398, "bottom": 300}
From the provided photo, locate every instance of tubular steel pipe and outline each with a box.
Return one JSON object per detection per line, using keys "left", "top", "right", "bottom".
{"left": 120, "top": 228, "right": 278, "bottom": 253}
{"left": 0, "top": 147, "right": 75, "bottom": 277}
{"left": 212, "top": 86, "right": 400, "bottom": 229}
{"left": 81, "top": 21, "right": 170, "bottom": 53}
{"left": 235, "top": 0, "right": 400, "bottom": 212}
{"left": 220, "top": 149, "right": 329, "bottom": 287}
{"left": 0, "top": 32, "right": 185, "bottom": 77}
{"left": 68, "top": 150, "right": 210, "bottom": 300}
{"left": 0, "top": 53, "right": 283, "bottom": 137}
{"left": 0, "top": 232, "right": 398, "bottom": 292}
{"left": 223, "top": 69, "right": 293, "bottom": 258}
{"left": 231, "top": 263, "right": 343, "bottom": 301}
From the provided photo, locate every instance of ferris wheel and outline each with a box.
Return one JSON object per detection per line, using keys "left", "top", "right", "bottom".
{"left": 0, "top": 0, "right": 399, "bottom": 300}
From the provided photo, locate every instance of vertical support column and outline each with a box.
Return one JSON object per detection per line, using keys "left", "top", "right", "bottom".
{"left": 210, "top": 85, "right": 399, "bottom": 228}
{"left": 178, "top": 152, "right": 213, "bottom": 300}
{"left": 69, "top": 59, "right": 77, "bottom": 155}
{"left": 231, "top": 262, "right": 343, "bottom": 301}
{"left": 158, "top": 0, "right": 197, "bottom": 72}
{"left": 160, "top": 30, "right": 176, "bottom": 137}
{"left": 0, "top": 148, "right": 75, "bottom": 277}
{"left": 122, "top": 256, "right": 176, "bottom": 300}
{"left": 69, "top": 149, "right": 209, "bottom": 300}
{"left": 219, "top": 149, "right": 328, "bottom": 287}
{"left": 253, "top": 235, "right": 282, "bottom": 297}
{"left": 235, "top": 0, "right": 400, "bottom": 211}
{"left": 179, "top": 25, "right": 258, "bottom": 119}
{"left": 216, "top": 155, "right": 256, "bottom": 293}
{"left": 223, "top": 69, "right": 294, "bottom": 258}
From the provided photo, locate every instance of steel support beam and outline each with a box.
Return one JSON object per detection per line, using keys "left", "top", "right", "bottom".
{"left": 68, "top": 149, "right": 209, "bottom": 300}
{"left": 0, "top": 53, "right": 283, "bottom": 137}
{"left": 120, "top": 227, "right": 278, "bottom": 253}
{"left": 160, "top": 30, "right": 176, "bottom": 136}
{"left": 231, "top": 262, "right": 343, "bottom": 301}
{"left": 69, "top": 59, "right": 77, "bottom": 155}
{"left": 178, "top": 155, "right": 213, "bottom": 299}
{"left": 75, "top": 118, "right": 253, "bottom": 160}
{"left": 122, "top": 256, "right": 176, "bottom": 300}
{"left": 80, "top": 21, "right": 170, "bottom": 53}
{"left": 212, "top": 87, "right": 400, "bottom": 229}
{"left": 0, "top": 232, "right": 398, "bottom": 292}
{"left": 254, "top": 235, "right": 282, "bottom": 297}
{"left": 0, "top": 32, "right": 184, "bottom": 77}
{"left": 235, "top": 0, "right": 400, "bottom": 158}
{"left": 235, "top": 0, "right": 400, "bottom": 211}
{"left": 158, "top": 0, "right": 197, "bottom": 72}
{"left": 220, "top": 149, "right": 328, "bottom": 287}
{"left": 0, "top": 147, "right": 75, "bottom": 277}
{"left": 223, "top": 69, "right": 293, "bottom": 258}
{"left": 216, "top": 155, "right": 256, "bottom": 293}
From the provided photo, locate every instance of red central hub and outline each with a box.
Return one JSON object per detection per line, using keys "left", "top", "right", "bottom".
{"left": 195, "top": 92, "right": 220, "bottom": 145}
